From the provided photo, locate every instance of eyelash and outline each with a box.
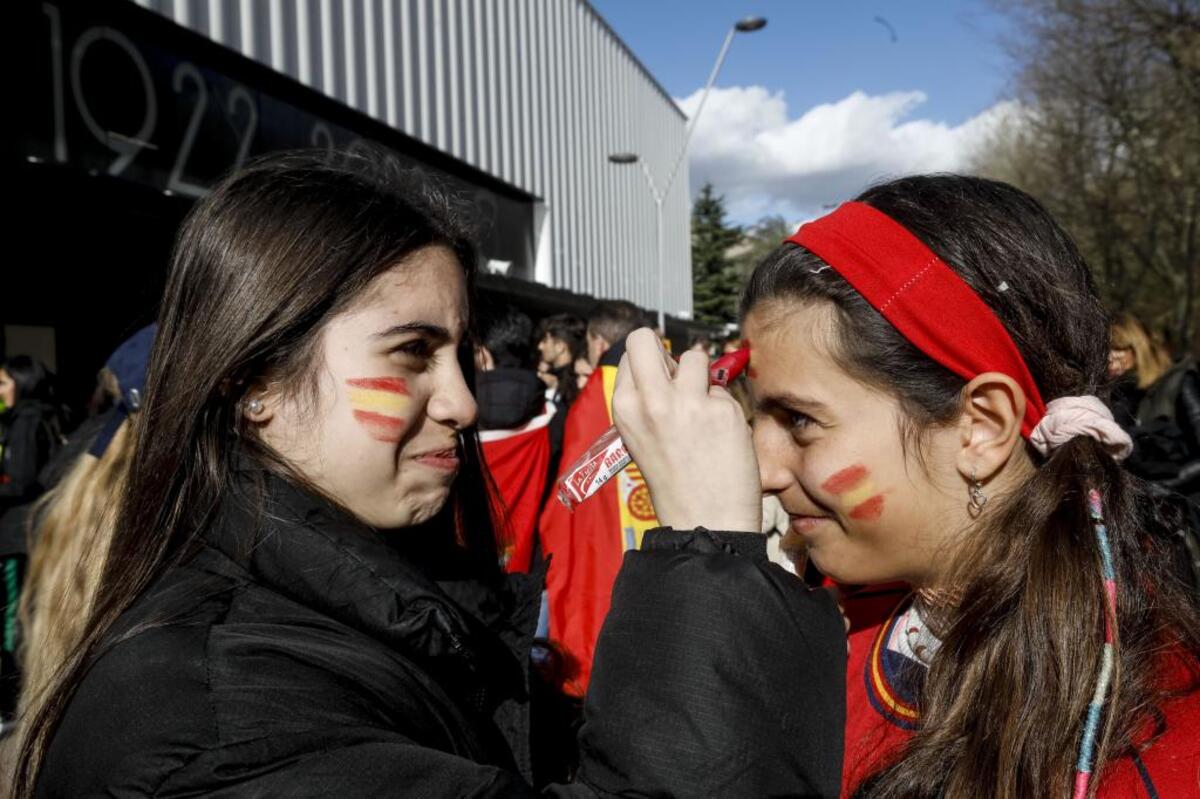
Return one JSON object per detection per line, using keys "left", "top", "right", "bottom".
{"left": 392, "top": 340, "right": 432, "bottom": 360}
{"left": 787, "top": 410, "right": 815, "bottom": 432}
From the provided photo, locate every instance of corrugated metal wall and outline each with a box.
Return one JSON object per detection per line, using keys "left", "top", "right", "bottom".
{"left": 132, "top": 0, "right": 693, "bottom": 319}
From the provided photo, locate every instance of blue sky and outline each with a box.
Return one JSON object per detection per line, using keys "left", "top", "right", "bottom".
{"left": 591, "top": 1, "right": 1022, "bottom": 224}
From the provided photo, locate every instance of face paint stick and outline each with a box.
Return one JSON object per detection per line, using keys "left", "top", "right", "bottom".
{"left": 556, "top": 349, "right": 750, "bottom": 511}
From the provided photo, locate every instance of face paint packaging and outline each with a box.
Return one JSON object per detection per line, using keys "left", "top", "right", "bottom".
{"left": 556, "top": 349, "right": 750, "bottom": 511}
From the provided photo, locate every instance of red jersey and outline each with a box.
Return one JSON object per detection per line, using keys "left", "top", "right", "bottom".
{"left": 842, "top": 589, "right": 1200, "bottom": 797}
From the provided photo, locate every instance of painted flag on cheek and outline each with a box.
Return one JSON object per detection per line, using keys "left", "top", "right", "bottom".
{"left": 347, "top": 377, "right": 411, "bottom": 443}
{"left": 822, "top": 464, "right": 886, "bottom": 521}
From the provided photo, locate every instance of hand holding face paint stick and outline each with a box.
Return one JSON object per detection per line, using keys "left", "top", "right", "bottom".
{"left": 557, "top": 345, "right": 751, "bottom": 510}
{"left": 560, "top": 329, "right": 758, "bottom": 532}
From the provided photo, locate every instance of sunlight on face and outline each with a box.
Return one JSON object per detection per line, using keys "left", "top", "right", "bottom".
{"left": 262, "top": 245, "right": 477, "bottom": 529}
{"left": 744, "top": 301, "right": 964, "bottom": 586}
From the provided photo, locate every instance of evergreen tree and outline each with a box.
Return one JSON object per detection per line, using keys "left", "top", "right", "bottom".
{"left": 691, "top": 183, "right": 744, "bottom": 326}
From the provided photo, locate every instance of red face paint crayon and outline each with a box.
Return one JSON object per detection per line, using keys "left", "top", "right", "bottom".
{"left": 556, "top": 349, "right": 751, "bottom": 510}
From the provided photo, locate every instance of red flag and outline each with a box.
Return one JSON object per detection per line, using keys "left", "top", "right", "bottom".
{"left": 480, "top": 402, "right": 554, "bottom": 574}
{"left": 538, "top": 365, "right": 658, "bottom": 696}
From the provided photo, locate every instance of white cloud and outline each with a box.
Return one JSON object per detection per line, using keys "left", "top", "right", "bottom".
{"left": 675, "top": 86, "right": 1019, "bottom": 224}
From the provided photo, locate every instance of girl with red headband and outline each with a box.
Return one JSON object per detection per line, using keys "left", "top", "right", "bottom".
{"left": 613, "top": 175, "right": 1200, "bottom": 798}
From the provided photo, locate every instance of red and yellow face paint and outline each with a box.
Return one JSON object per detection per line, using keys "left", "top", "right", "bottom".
{"left": 346, "top": 377, "right": 411, "bottom": 443}
{"left": 821, "top": 463, "right": 885, "bottom": 520}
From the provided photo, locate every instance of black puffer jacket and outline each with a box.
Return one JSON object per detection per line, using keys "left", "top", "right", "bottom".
{"left": 1128, "top": 357, "right": 1200, "bottom": 502}
{"left": 39, "top": 470, "right": 846, "bottom": 797}
{"left": 0, "top": 401, "right": 60, "bottom": 513}
{"left": 475, "top": 367, "right": 547, "bottom": 431}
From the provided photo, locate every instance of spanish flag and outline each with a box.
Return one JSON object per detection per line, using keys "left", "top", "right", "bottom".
{"left": 537, "top": 343, "right": 659, "bottom": 696}
{"left": 346, "top": 377, "right": 411, "bottom": 443}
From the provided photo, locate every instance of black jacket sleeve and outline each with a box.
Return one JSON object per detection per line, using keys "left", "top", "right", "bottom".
{"left": 195, "top": 528, "right": 846, "bottom": 799}
{"left": 1179, "top": 370, "right": 1200, "bottom": 455}
{"left": 1163, "top": 370, "right": 1200, "bottom": 493}
{"left": 575, "top": 527, "right": 846, "bottom": 798}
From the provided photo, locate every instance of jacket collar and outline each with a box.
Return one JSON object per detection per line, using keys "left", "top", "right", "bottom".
{"left": 201, "top": 464, "right": 542, "bottom": 717}
{"left": 599, "top": 337, "right": 627, "bottom": 369}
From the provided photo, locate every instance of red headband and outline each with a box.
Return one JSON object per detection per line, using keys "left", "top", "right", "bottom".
{"left": 787, "top": 201, "right": 1047, "bottom": 437}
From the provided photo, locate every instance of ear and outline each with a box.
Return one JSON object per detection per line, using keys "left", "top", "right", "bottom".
{"left": 954, "top": 371, "right": 1026, "bottom": 483}
{"left": 475, "top": 345, "right": 495, "bottom": 372}
{"left": 241, "top": 382, "right": 276, "bottom": 425}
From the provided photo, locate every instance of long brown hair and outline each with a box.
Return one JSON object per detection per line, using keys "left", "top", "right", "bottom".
{"left": 15, "top": 150, "right": 499, "bottom": 795}
{"left": 743, "top": 175, "right": 1200, "bottom": 798}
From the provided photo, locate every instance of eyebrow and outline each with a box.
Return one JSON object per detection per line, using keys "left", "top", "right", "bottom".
{"left": 371, "top": 322, "right": 454, "bottom": 342}
{"left": 756, "top": 390, "right": 831, "bottom": 416}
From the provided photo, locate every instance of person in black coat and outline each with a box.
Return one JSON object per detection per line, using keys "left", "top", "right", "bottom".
{"left": 1109, "top": 314, "right": 1200, "bottom": 502}
{"left": 17, "top": 152, "right": 846, "bottom": 798}
{"left": 0, "top": 357, "right": 63, "bottom": 516}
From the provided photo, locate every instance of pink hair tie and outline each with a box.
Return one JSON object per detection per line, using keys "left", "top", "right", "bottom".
{"left": 1029, "top": 396, "right": 1133, "bottom": 461}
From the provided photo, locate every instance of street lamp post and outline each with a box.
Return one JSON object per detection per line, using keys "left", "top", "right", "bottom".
{"left": 609, "top": 16, "right": 766, "bottom": 335}
{"left": 608, "top": 153, "right": 665, "bottom": 332}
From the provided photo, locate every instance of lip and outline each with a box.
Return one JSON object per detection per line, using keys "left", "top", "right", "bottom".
{"left": 788, "top": 514, "right": 829, "bottom": 535}
{"left": 413, "top": 448, "right": 460, "bottom": 472}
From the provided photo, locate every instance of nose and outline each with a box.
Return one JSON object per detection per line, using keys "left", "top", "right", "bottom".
{"left": 427, "top": 357, "right": 478, "bottom": 431}
{"left": 753, "top": 418, "right": 795, "bottom": 496}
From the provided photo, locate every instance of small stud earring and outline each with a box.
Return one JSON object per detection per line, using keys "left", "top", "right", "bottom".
{"left": 968, "top": 467, "right": 988, "bottom": 518}
{"left": 248, "top": 398, "right": 264, "bottom": 415}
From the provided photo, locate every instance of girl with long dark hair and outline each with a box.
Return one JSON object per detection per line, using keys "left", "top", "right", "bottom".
{"left": 613, "top": 175, "right": 1200, "bottom": 797}
{"left": 17, "top": 151, "right": 845, "bottom": 798}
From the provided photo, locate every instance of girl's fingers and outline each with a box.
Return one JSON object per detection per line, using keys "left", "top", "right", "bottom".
{"left": 624, "top": 328, "right": 672, "bottom": 392}
{"left": 676, "top": 349, "right": 711, "bottom": 396}
{"left": 614, "top": 352, "right": 635, "bottom": 393}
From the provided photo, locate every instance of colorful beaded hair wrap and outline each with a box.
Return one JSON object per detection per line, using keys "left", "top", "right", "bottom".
{"left": 787, "top": 203, "right": 1133, "bottom": 795}
{"left": 1073, "top": 489, "right": 1119, "bottom": 799}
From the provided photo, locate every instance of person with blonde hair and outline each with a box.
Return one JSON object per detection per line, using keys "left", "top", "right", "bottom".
{"left": 17, "top": 326, "right": 154, "bottom": 727}
{"left": 1110, "top": 313, "right": 1200, "bottom": 507}
{"left": 1109, "top": 313, "right": 1173, "bottom": 390}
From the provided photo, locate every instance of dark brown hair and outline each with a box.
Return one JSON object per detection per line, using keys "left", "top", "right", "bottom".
{"left": 587, "top": 299, "right": 647, "bottom": 346}
{"left": 16, "top": 150, "right": 500, "bottom": 794}
{"left": 742, "top": 175, "right": 1200, "bottom": 798}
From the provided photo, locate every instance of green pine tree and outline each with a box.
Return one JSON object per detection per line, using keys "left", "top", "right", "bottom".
{"left": 690, "top": 183, "right": 744, "bottom": 326}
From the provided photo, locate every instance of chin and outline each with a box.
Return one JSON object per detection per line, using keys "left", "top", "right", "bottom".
{"left": 809, "top": 549, "right": 871, "bottom": 586}
{"left": 355, "top": 494, "right": 447, "bottom": 531}
{"left": 402, "top": 488, "right": 453, "bottom": 527}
